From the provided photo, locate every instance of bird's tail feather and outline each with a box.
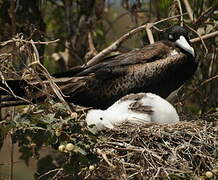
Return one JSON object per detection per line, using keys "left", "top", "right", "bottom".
{"left": 0, "top": 76, "right": 88, "bottom": 107}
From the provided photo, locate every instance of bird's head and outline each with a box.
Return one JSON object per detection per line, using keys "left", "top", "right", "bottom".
{"left": 164, "top": 25, "right": 195, "bottom": 57}
{"left": 85, "top": 109, "right": 114, "bottom": 132}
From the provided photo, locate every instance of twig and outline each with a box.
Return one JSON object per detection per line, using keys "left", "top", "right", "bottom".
{"left": 85, "top": 32, "right": 98, "bottom": 61}
{"left": 146, "top": 23, "right": 154, "bottom": 44}
{"left": 29, "top": 40, "right": 72, "bottom": 113}
{"left": 0, "top": 38, "right": 60, "bottom": 46}
{"left": 185, "top": 25, "right": 208, "bottom": 55}
{"left": 180, "top": 75, "right": 218, "bottom": 102}
{"left": 0, "top": 72, "right": 17, "bottom": 98}
{"left": 0, "top": 86, "right": 32, "bottom": 105}
{"left": 190, "top": 31, "right": 218, "bottom": 43}
{"left": 88, "top": 32, "right": 97, "bottom": 55}
{"left": 176, "top": 0, "right": 183, "bottom": 26}
{"left": 37, "top": 168, "right": 63, "bottom": 180}
{"left": 96, "top": 149, "right": 116, "bottom": 168}
{"left": 182, "top": 0, "right": 194, "bottom": 21}
{"left": 87, "top": 13, "right": 187, "bottom": 66}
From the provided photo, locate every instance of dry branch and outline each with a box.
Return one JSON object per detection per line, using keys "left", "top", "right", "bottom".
{"left": 85, "top": 32, "right": 98, "bottom": 61}
{"left": 146, "top": 23, "right": 154, "bottom": 44}
{"left": 180, "top": 75, "right": 218, "bottom": 102}
{"left": 0, "top": 38, "right": 60, "bottom": 46}
{"left": 186, "top": 25, "right": 208, "bottom": 55}
{"left": 182, "top": 0, "right": 194, "bottom": 21}
{"left": 176, "top": 0, "right": 183, "bottom": 26}
{"left": 29, "top": 40, "right": 72, "bottom": 113}
{"left": 86, "top": 13, "right": 187, "bottom": 67}
{"left": 190, "top": 31, "right": 218, "bottom": 43}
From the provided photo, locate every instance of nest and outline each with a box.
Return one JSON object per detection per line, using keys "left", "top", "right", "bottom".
{"left": 85, "top": 117, "right": 218, "bottom": 179}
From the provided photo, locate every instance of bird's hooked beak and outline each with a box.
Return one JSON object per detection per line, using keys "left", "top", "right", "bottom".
{"left": 175, "top": 36, "right": 195, "bottom": 57}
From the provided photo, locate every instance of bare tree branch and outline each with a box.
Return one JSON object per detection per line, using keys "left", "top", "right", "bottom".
{"left": 182, "top": 0, "right": 194, "bottom": 21}
{"left": 186, "top": 25, "right": 208, "bottom": 55}
{"left": 146, "top": 23, "right": 154, "bottom": 44}
{"left": 29, "top": 40, "right": 72, "bottom": 113}
{"left": 190, "top": 31, "right": 218, "bottom": 43}
{"left": 86, "top": 13, "right": 187, "bottom": 67}
{"left": 0, "top": 38, "right": 60, "bottom": 46}
{"left": 176, "top": 0, "right": 183, "bottom": 26}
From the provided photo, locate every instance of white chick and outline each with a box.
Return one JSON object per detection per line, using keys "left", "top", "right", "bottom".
{"left": 86, "top": 93, "right": 179, "bottom": 131}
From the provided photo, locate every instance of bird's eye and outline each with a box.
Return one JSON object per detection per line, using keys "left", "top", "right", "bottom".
{"left": 168, "top": 34, "right": 173, "bottom": 40}
{"left": 100, "top": 117, "right": 103, "bottom": 120}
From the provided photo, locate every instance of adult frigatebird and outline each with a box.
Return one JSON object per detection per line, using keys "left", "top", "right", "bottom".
{"left": 0, "top": 25, "right": 197, "bottom": 109}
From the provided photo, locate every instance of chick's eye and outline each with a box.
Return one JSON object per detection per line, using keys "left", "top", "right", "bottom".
{"left": 100, "top": 117, "right": 103, "bottom": 120}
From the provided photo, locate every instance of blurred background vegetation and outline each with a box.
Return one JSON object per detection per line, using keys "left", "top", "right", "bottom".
{"left": 0, "top": 0, "right": 217, "bottom": 179}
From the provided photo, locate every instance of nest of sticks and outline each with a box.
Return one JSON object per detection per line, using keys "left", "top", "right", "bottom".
{"left": 85, "top": 114, "right": 218, "bottom": 180}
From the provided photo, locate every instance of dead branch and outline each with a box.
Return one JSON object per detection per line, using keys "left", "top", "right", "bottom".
{"left": 97, "top": 149, "right": 116, "bottom": 168}
{"left": 86, "top": 13, "right": 187, "bottom": 67}
{"left": 146, "top": 23, "right": 154, "bottom": 44}
{"left": 0, "top": 38, "right": 60, "bottom": 46}
{"left": 180, "top": 75, "right": 218, "bottom": 103}
{"left": 190, "top": 31, "right": 218, "bottom": 43}
{"left": 182, "top": 0, "right": 194, "bottom": 21}
{"left": 85, "top": 32, "right": 98, "bottom": 61}
{"left": 29, "top": 40, "right": 72, "bottom": 113}
{"left": 176, "top": 0, "right": 183, "bottom": 26}
{"left": 38, "top": 168, "right": 64, "bottom": 180}
{"left": 186, "top": 25, "right": 208, "bottom": 55}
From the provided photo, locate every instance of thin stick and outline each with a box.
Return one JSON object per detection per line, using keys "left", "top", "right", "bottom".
{"left": 87, "top": 13, "right": 187, "bottom": 66}
{"left": 190, "top": 31, "right": 218, "bottom": 43}
{"left": 182, "top": 0, "right": 194, "bottom": 21}
{"left": 180, "top": 75, "right": 218, "bottom": 102}
{"left": 0, "top": 38, "right": 60, "bottom": 46}
{"left": 85, "top": 32, "right": 98, "bottom": 61}
{"left": 176, "top": 0, "right": 183, "bottom": 26}
{"left": 186, "top": 25, "right": 208, "bottom": 55}
{"left": 87, "top": 32, "right": 97, "bottom": 55}
{"left": 29, "top": 40, "right": 72, "bottom": 113}
{"left": 97, "top": 149, "right": 116, "bottom": 168}
{"left": 146, "top": 23, "right": 154, "bottom": 44}
{"left": 38, "top": 168, "right": 63, "bottom": 180}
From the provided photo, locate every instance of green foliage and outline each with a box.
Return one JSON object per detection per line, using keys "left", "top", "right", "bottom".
{"left": 1, "top": 101, "right": 99, "bottom": 179}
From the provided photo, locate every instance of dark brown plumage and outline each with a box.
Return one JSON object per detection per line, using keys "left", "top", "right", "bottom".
{"left": 0, "top": 26, "right": 197, "bottom": 109}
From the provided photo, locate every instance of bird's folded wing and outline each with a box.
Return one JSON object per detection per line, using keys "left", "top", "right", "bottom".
{"left": 75, "top": 42, "right": 171, "bottom": 80}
